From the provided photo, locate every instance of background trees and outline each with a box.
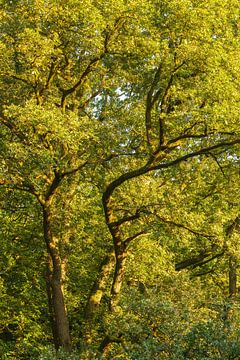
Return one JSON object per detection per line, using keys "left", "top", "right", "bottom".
{"left": 0, "top": 0, "right": 239, "bottom": 358}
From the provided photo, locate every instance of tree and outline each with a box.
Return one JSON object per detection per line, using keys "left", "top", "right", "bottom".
{"left": 0, "top": 0, "right": 240, "bottom": 357}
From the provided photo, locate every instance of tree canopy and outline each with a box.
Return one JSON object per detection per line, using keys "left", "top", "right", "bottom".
{"left": 0, "top": 0, "right": 240, "bottom": 358}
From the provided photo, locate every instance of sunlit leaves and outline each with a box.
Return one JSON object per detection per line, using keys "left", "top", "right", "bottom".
{"left": 0, "top": 0, "right": 240, "bottom": 357}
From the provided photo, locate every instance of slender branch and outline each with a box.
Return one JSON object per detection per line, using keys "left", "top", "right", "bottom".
{"left": 0, "top": 181, "right": 44, "bottom": 205}
{"left": 145, "top": 63, "right": 162, "bottom": 143}
{"left": 61, "top": 160, "right": 88, "bottom": 177}
{"left": 208, "top": 152, "right": 226, "bottom": 176}
{"left": 10, "top": 75, "right": 33, "bottom": 86}
{"left": 226, "top": 216, "right": 240, "bottom": 237}
{"left": 175, "top": 217, "right": 239, "bottom": 273}
{"left": 190, "top": 269, "right": 215, "bottom": 277}
{"left": 60, "top": 17, "right": 126, "bottom": 111}
{"left": 168, "top": 131, "right": 236, "bottom": 145}
{"left": 124, "top": 230, "right": 146, "bottom": 246}
{"left": 43, "top": 59, "right": 58, "bottom": 92}
{"left": 102, "top": 159, "right": 153, "bottom": 223}
{"left": 155, "top": 214, "right": 215, "bottom": 239}
{"left": 45, "top": 159, "right": 89, "bottom": 200}
{"left": 78, "top": 89, "right": 102, "bottom": 112}
{"left": 110, "top": 210, "right": 141, "bottom": 227}
{"left": 145, "top": 62, "right": 184, "bottom": 147}
{"left": 0, "top": 116, "right": 27, "bottom": 142}
{"left": 60, "top": 56, "right": 104, "bottom": 110}
{"left": 182, "top": 121, "right": 206, "bottom": 134}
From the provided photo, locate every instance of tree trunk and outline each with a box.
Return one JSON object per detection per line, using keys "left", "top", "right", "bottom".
{"left": 229, "top": 255, "right": 237, "bottom": 299}
{"left": 45, "top": 255, "right": 58, "bottom": 347}
{"left": 110, "top": 246, "right": 127, "bottom": 311}
{"left": 85, "top": 252, "right": 115, "bottom": 320}
{"left": 83, "top": 252, "right": 115, "bottom": 345}
{"left": 43, "top": 205, "right": 71, "bottom": 352}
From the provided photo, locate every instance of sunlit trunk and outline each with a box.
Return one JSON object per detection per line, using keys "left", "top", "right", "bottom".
{"left": 110, "top": 245, "right": 127, "bottom": 311}
{"left": 229, "top": 255, "right": 237, "bottom": 299}
{"left": 43, "top": 205, "right": 71, "bottom": 352}
{"left": 85, "top": 252, "right": 115, "bottom": 320}
{"left": 83, "top": 252, "right": 115, "bottom": 344}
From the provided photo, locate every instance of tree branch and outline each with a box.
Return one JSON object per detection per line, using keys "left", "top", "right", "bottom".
{"left": 175, "top": 251, "right": 224, "bottom": 271}
{"left": 155, "top": 214, "right": 216, "bottom": 239}
{"left": 60, "top": 17, "right": 126, "bottom": 111}
{"left": 124, "top": 230, "right": 146, "bottom": 246}
{"left": 110, "top": 209, "right": 141, "bottom": 227}
{"left": 103, "top": 138, "right": 240, "bottom": 215}
{"left": 150, "top": 138, "right": 240, "bottom": 171}
{"left": 145, "top": 63, "right": 162, "bottom": 144}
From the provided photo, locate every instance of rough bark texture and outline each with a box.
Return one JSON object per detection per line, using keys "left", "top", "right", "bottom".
{"left": 110, "top": 247, "right": 127, "bottom": 311}
{"left": 45, "top": 256, "right": 58, "bottom": 347}
{"left": 229, "top": 255, "right": 237, "bottom": 299}
{"left": 227, "top": 217, "right": 239, "bottom": 299}
{"left": 83, "top": 252, "right": 115, "bottom": 345}
{"left": 85, "top": 252, "right": 115, "bottom": 320}
{"left": 43, "top": 205, "right": 71, "bottom": 352}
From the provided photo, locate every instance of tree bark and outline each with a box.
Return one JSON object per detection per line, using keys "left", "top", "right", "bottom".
{"left": 85, "top": 252, "right": 115, "bottom": 320}
{"left": 83, "top": 252, "right": 115, "bottom": 344}
{"left": 110, "top": 243, "right": 127, "bottom": 311}
{"left": 229, "top": 255, "right": 237, "bottom": 299}
{"left": 43, "top": 205, "right": 71, "bottom": 352}
{"left": 226, "top": 217, "right": 239, "bottom": 299}
{"left": 45, "top": 255, "right": 58, "bottom": 347}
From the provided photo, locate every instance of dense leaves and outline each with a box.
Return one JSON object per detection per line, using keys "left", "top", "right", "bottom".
{"left": 0, "top": 0, "right": 239, "bottom": 358}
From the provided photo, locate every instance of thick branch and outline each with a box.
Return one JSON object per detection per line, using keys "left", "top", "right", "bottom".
{"left": 103, "top": 139, "right": 240, "bottom": 215}
{"left": 150, "top": 139, "right": 240, "bottom": 171}
{"left": 175, "top": 251, "right": 224, "bottom": 271}
{"left": 45, "top": 170, "right": 64, "bottom": 200}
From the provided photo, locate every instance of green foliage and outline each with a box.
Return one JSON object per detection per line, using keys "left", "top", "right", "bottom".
{"left": 0, "top": 0, "right": 240, "bottom": 358}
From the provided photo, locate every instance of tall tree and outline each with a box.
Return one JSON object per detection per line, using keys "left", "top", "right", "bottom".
{"left": 0, "top": 0, "right": 240, "bottom": 357}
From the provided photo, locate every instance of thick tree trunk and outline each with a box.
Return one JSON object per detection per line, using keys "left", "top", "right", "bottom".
{"left": 85, "top": 252, "right": 115, "bottom": 320}
{"left": 110, "top": 246, "right": 127, "bottom": 311}
{"left": 83, "top": 252, "right": 115, "bottom": 344}
{"left": 43, "top": 205, "right": 71, "bottom": 352}
{"left": 229, "top": 255, "right": 237, "bottom": 299}
{"left": 45, "top": 256, "right": 58, "bottom": 347}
